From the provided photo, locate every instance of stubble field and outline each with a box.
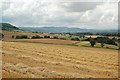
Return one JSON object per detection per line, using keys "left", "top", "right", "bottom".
{"left": 10, "top": 39, "right": 78, "bottom": 45}
{"left": 2, "top": 41, "right": 118, "bottom": 78}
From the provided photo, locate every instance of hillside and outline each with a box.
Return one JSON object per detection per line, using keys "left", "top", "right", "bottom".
{"left": 0, "top": 23, "right": 118, "bottom": 33}
{"left": 0, "top": 23, "right": 20, "bottom": 30}
{"left": 20, "top": 27, "right": 118, "bottom": 33}
{"left": 19, "top": 27, "right": 90, "bottom": 33}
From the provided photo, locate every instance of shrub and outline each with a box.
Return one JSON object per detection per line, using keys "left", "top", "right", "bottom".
{"left": 101, "top": 43, "right": 104, "bottom": 48}
{"left": 71, "top": 37, "right": 80, "bottom": 41}
{"left": 32, "top": 35, "right": 42, "bottom": 39}
{"left": 12, "top": 35, "right": 14, "bottom": 38}
{"left": 53, "top": 36, "right": 59, "bottom": 39}
{"left": 59, "top": 37, "right": 65, "bottom": 40}
{"left": 21, "top": 35, "right": 28, "bottom": 39}
{"left": 89, "top": 38, "right": 96, "bottom": 47}
{"left": 0, "top": 33, "right": 4, "bottom": 40}
{"left": 94, "top": 37, "right": 117, "bottom": 46}
{"left": 44, "top": 35, "right": 50, "bottom": 38}
{"left": 16, "top": 35, "right": 20, "bottom": 39}
{"left": 2, "top": 34, "right": 4, "bottom": 38}
{"left": 81, "top": 38, "right": 90, "bottom": 41}
{"left": 16, "top": 35, "right": 28, "bottom": 39}
{"left": 78, "top": 35, "right": 85, "bottom": 38}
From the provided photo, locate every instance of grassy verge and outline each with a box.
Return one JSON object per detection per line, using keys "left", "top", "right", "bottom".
{"left": 78, "top": 41, "right": 119, "bottom": 50}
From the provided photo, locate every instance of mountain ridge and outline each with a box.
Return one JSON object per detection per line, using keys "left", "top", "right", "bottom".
{"left": 19, "top": 27, "right": 91, "bottom": 33}
{"left": 0, "top": 23, "right": 118, "bottom": 33}
{"left": 0, "top": 23, "right": 20, "bottom": 30}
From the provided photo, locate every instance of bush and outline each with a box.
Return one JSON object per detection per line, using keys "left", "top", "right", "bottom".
{"left": 53, "top": 36, "right": 59, "bottom": 39}
{"left": 16, "top": 35, "right": 28, "bottom": 39}
{"left": 71, "top": 38, "right": 75, "bottom": 40}
{"left": 16, "top": 35, "right": 21, "bottom": 39}
{"left": 12, "top": 35, "right": 14, "bottom": 38}
{"left": 101, "top": 43, "right": 104, "bottom": 48}
{"left": 89, "top": 38, "right": 96, "bottom": 47}
{"left": 81, "top": 38, "right": 89, "bottom": 41}
{"left": 79, "top": 35, "right": 85, "bottom": 38}
{"left": 0, "top": 33, "right": 4, "bottom": 40}
{"left": 71, "top": 37, "right": 80, "bottom": 41}
{"left": 32, "top": 35, "right": 43, "bottom": 39}
{"left": 44, "top": 35, "right": 50, "bottom": 38}
{"left": 59, "top": 37, "right": 65, "bottom": 40}
{"left": 94, "top": 37, "right": 117, "bottom": 46}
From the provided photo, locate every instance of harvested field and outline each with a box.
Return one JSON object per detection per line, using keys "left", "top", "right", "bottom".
{"left": 2, "top": 41, "right": 118, "bottom": 78}
{"left": 11, "top": 39, "right": 78, "bottom": 45}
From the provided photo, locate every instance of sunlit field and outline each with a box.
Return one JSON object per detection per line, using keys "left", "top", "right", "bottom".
{"left": 2, "top": 41, "right": 118, "bottom": 78}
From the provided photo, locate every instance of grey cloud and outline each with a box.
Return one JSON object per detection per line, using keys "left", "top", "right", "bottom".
{"left": 2, "top": 2, "right": 11, "bottom": 11}
{"left": 61, "top": 2, "right": 102, "bottom": 12}
{"left": 1, "top": 1, "right": 118, "bottom": 29}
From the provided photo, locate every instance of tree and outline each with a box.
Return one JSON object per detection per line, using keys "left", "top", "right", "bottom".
{"left": 16, "top": 35, "right": 28, "bottom": 39}
{"left": 53, "top": 36, "right": 59, "bottom": 39}
{"left": 71, "top": 37, "right": 80, "bottom": 41}
{"left": 12, "top": 35, "right": 14, "bottom": 38}
{"left": 31, "top": 35, "right": 42, "bottom": 39}
{"left": 101, "top": 43, "right": 104, "bottom": 48}
{"left": 89, "top": 38, "right": 96, "bottom": 47}
{"left": 16, "top": 35, "right": 21, "bottom": 39}
{"left": 2, "top": 34, "right": 4, "bottom": 38}
{"left": 82, "top": 35, "right": 85, "bottom": 38}
{"left": 94, "top": 37, "right": 117, "bottom": 46}
{"left": 44, "top": 35, "right": 50, "bottom": 38}
{"left": 20, "top": 35, "right": 28, "bottom": 39}
{"left": 0, "top": 33, "right": 4, "bottom": 40}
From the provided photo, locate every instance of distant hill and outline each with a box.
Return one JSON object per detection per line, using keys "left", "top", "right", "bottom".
{"left": 0, "top": 23, "right": 20, "bottom": 30}
{"left": 19, "top": 27, "right": 118, "bottom": 33}
{"left": 19, "top": 27, "right": 91, "bottom": 33}
{"left": 0, "top": 23, "right": 118, "bottom": 33}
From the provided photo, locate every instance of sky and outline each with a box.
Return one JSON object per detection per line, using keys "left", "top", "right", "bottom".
{"left": 0, "top": 0, "right": 119, "bottom": 29}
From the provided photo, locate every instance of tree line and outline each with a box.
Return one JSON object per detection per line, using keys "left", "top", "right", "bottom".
{"left": 12, "top": 35, "right": 119, "bottom": 46}
{"left": 12, "top": 35, "right": 59, "bottom": 39}
{"left": 89, "top": 37, "right": 118, "bottom": 47}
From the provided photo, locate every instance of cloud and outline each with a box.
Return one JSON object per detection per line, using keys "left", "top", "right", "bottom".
{"left": 61, "top": 2, "right": 102, "bottom": 12}
{"left": 1, "top": 0, "right": 118, "bottom": 29}
{"left": 79, "top": 3, "right": 118, "bottom": 29}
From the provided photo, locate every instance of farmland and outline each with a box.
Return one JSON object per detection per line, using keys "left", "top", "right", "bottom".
{"left": 1, "top": 1, "right": 119, "bottom": 78}
{"left": 1, "top": 29, "right": 119, "bottom": 78}
{"left": 0, "top": 0, "right": 120, "bottom": 80}
{"left": 2, "top": 41, "right": 118, "bottom": 78}
{"left": 2, "top": 30, "right": 119, "bottom": 50}
{"left": 10, "top": 39, "right": 78, "bottom": 45}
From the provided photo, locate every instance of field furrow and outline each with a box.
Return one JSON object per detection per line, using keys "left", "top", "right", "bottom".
{"left": 2, "top": 41, "right": 118, "bottom": 78}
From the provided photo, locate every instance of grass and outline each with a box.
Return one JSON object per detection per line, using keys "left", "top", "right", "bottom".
{"left": 77, "top": 41, "right": 119, "bottom": 50}
{"left": 3, "top": 30, "right": 118, "bottom": 50}
{"left": 8, "top": 39, "right": 119, "bottom": 50}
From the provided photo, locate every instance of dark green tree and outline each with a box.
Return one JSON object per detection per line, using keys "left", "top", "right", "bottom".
{"left": 89, "top": 38, "right": 96, "bottom": 47}
{"left": 12, "top": 35, "right": 14, "bottom": 38}
{"left": 44, "top": 35, "right": 50, "bottom": 38}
